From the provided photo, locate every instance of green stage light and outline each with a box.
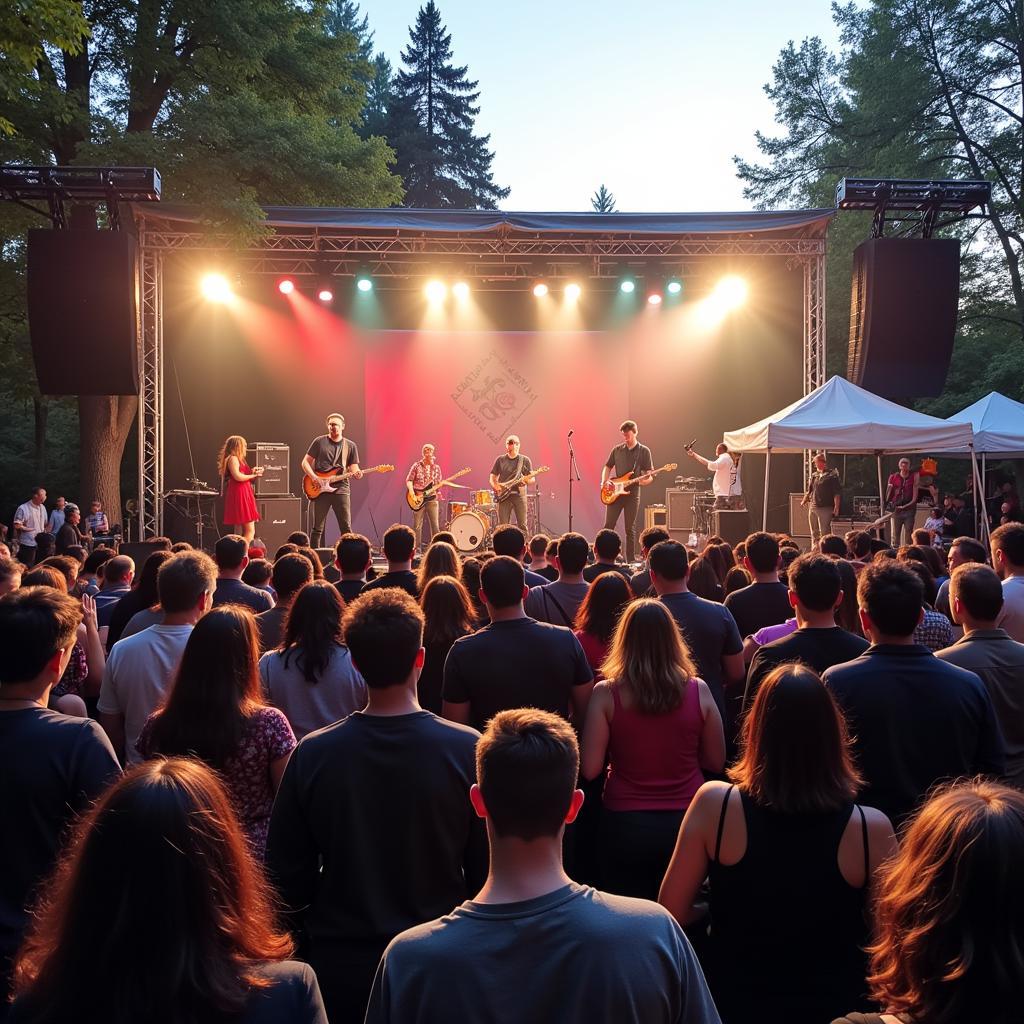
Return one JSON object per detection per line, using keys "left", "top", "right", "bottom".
{"left": 620, "top": 279, "right": 636, "bottom": 294}
{"left": 667, "top": 279, "right": 683, "bottom": 295}
{"left": 356, "top": 276, "right": 373, "bottom": 292}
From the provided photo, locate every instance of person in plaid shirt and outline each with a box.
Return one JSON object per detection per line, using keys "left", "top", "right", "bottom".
{"left": 406, "top": 444, "right": 443, "bottom": 549}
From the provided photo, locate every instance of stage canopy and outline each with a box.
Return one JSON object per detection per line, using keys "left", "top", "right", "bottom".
{"left": 724, "top": 375, "right": 975, "bottom": 454}
{"left": 946, "top": 391, "right": 1024, "bottom": 454}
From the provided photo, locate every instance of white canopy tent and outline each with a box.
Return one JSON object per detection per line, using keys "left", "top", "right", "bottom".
{"left": 723, "top": 376, "right": 982, "bottom": 535}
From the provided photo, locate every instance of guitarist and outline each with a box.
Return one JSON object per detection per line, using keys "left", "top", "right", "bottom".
{"left": 302, "top": 412, "right": 363, "bottom": 547}
{"left": 601, "top": 420, "right": 654, "bottom": 562}
{"left": 405, "top": 443, "right": 443, "bottom": 548}
{"left": 489, "top": 435, "right": 534, "bottom": 527}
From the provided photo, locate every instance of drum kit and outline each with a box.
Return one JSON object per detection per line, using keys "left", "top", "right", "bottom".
{"left": 448, "top": 488, "right": 500, "bottom": 552}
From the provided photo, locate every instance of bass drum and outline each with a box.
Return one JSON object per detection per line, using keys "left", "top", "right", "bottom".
{"left": 450, "top": 509, "right": 490, "bottom": 552}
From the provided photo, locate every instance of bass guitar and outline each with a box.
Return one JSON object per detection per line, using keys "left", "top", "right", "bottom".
{"left": 495, "top": 465, "right": 551, "bottom": 503}
{"left": 406, "top": 467, "right": 472, "bottom": 511}
{"left": 303, "top": 464, "right": 394, "bottom": 500}
{"left": 600, "top": 463, "right": 678, "bottom": 506}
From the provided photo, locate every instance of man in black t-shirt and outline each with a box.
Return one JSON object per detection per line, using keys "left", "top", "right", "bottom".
{"left": 724, "top": 532, "right": 792, "bottom": 640}
{"left": 442, "top": 556, "right": 594, "bottom": 731}
{"left": 489, "top": 435, "right": 535, "bottom": 527}
{"left": 211, "top": 535, "right": 274, "bottom": 613}
{"left": 583, "top": 529, "right": 632, "bottom": 583}
{"left": 360, "top": 524, "right": 419, "bottom": 598}
{"left": 601, "top": 420, "right": 655, "bottom": 562}
{"left": 301, "top": 412, "right": 363, "bottom": 547}
{"left": 334, "top": 532, "right": 372, "bottom": 603}
{"left": 266, "top": 588, "right": 485, "bottom": 1024}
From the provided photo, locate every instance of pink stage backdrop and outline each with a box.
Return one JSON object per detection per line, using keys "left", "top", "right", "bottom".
{"left": 363, "top": 330, "right": 630, "bottom": 540}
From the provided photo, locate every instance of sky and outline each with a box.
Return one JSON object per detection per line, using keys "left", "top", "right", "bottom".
{"left": 366, "top": 0, "right": 843, "bottom": 212}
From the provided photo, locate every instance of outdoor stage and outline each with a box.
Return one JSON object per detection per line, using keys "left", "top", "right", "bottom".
{"left": 136, "top": 207, "right": 830, "bottom": 544}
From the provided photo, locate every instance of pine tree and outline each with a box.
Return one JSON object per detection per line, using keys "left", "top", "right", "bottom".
{"left": 363, "top": 54, "right": 393, "bottom": 140}
{"left": 325, "top": 0, "right": 373, "bottom": 62}
{"left": 591, "top": 185, "right": 617, "bottom": 213}
{"left": 390, "top": 1, "right": 509, "bottom": 208}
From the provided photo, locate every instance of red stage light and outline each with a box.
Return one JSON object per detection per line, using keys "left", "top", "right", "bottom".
{"left": 278, "top": 278, "right": 295, "bottom": 295}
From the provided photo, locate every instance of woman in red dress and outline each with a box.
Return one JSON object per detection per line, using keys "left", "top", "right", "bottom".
{"left": 219, "top": 435, "right": 263, "bottom": 543}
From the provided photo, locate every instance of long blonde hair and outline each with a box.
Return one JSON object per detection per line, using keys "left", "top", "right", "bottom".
{"left": 599, "top": 598, "right": 697, "bottom": 714}
{"left": 217, "top": 436, "right": 247, "bottom": 478}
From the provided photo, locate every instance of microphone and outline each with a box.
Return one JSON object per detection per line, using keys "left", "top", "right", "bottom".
{"left": 567, "top": 429, "right": 574, "bottom": 438}
{"left": 684, "top": 437, "right": 697, "bottom": 451}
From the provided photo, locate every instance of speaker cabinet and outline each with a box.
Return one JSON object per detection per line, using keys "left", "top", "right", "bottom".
{"left": 848, "top": 237, "right": 960, "bottom": 398}
{"left": 712, "top": 509, "right": 751, "bottom": 547}
{"left": 253, "top": 444, "right": 290, "bottom": 496}
{"left": 789, "top": 493, "right": 810, "bottom": 539}
{"left": 644, "top": 505, "right": 667, "bottom": 531}
{"left": 255, "top": 497, "right": 302, "bottom": 552}
{"left": 666, "top": 489, "right": 697, "bottom": 531}
{"left": 27, "top": 229, "right": 140, "bottom": 395}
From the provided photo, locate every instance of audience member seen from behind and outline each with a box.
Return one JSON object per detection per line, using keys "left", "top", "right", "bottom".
{"left": 491, "top": 525, "right": 549, "bottom": 587}
{"left": 833, "top": 781, "right": 1024, "bottom": 1024}
{"left": 258, "top": 580, "right": 366, "bottom": 740}
{"left": 93, "top": 554, "right": 134, "bottom": 629}
{"left": 333, "top": 532, "right": 372, "bottom": 604}
{"left": 724, "top": 533, "right": 792, "bottom": 640}
{"left": 242, "top": 558, "right": 274, "bottom": 594}
{"left": 137, "top": 606, "right": 296, "bottom": 858}
{"left": 418, "top": 575, "right": 476, "bottom": 714}
{"left": 823, "top": 561, "right": 1005, "bottom": 828}
{"left": 573, "top": 572, "right": 633, "bottom": 675}
{"left": 256, "top": 554, "right": 314, "bottom": 654}
{"left": 213, "top": 535, "right": 274, "bottom": 613}
{"left": 937, "top": 563, "right": 1024, "bottom": 790}
{"left": 686, "top": 555, "right": 725, "bottom": 602}
{"left": 9, "top": 759, "right": 326, "bottom": 1024}
{"left": 267, "top": 589, "right": 485, "bottom": 1024}
{"left": 105, "top": 549, "right": 172, "bottom": 650}
{"left": 360, "top": 524, "right": 419, "bottom": 598}
{"left": 723, "top": 565, "right": 750, "bottom": 597}
{"left": 0, "top": 587, "right": 120, "bottom": 1018}
{"left": 524, "top": 532, "right": 592, "bottom": 626}
{"left": 629, "top": 526, "right": 670, "bottom": 598}
{"left": 0, "top": 558, "right": 22, "bottom": 598}
{"left": 365, "top": 708, "right": 722, "bottom": 1024}
{"left": 991, "top": 522, "right": 1024, "bottom": 641}
{"left": 660, "top": 664, "right": 897, "bottom": 1024}
{"left": 582, "top": 600, "right": 725, "bottom": 900}
{"left": 583, "top": 529, "right": 632, "bottom": 583}
{"left": 527, "top": 533, "right": 558, "bottom": 581}
{"left": 415, "top": 540, "right": 463, "bottom": 593}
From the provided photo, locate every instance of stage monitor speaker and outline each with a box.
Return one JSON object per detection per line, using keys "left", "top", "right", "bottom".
{"left": 27, "top": 229, "right": 140, "bottom": 395}
{"left": 253, "top": 444, "right": 290, "bottom": 496}
{"left": 712, "top": 509, "right": 751, "bottom": 547}
{"left": 666, "top": 489, "right": 697, "bottom": 531}
{"left": 847, "top": 237, "right": 960, "bottom": 398}
{"left": 789, "top": 493, "right": 810, "bottom": 539}
{"left": 255, "top": 497, "right": 302, "bottom": 552}
{"left": 118, "top": 540, "right": 169, "bottom": 567}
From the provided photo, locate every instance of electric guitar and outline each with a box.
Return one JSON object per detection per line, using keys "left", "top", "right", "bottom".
{"left": 600, "top": 463, "right": 678, "bottom": 506}
{"left": 303, "top": 464, "right": 394, "bottom": 500}
{"left": 406, "top": 467, "right": 472, "bottom": 511}
{"left": 495, "top": 466, "right": 551, "bottom": 503}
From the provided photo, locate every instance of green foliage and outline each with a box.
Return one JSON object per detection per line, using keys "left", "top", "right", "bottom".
{"left": 388, "top": 1, "right": 509, "bottom": 208}
{"left": 591, "top": 184, "right": 617, "bottom": 213}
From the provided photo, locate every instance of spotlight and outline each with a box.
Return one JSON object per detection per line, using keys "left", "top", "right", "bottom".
{"left": 713, "top": 275, "right": 748, "bottom": 310}
{"left": 452, "top": 280, "right": 470, "bottom": 299}
{"left": 620, "top": 279, "right": 636, "bottom": 294}
{"left": 277, "top": 278, "right": 295, "bottom": 295}
{"left": 533, "top": 282, "right": 549, "bottom": 297}
{"left": 317, "top": 286, "right": 334, "bottom": 303}
{"left": 647, "top": 293, "right": 663, "bottom": 306}
{"left": 565, "top": 282, "right": 582, "bottom": 301}
{"left": 356, "top": 276, "right": 373, "bottom": 293}
{"left": 425, "top": 279, "right": 447, "bottom": 301}
{"left": 200, "top": 273, "right": 232, "bottom": 303}
{"left": 667, "top": 279, "right": 683, "bottom": 295}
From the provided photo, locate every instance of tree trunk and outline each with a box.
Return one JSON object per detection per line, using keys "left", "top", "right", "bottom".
{"left": 78, "top": 395, "right": 138, "bottom": 533}
{"left": 32, "top": 397, "right": 48, "bottom": 481}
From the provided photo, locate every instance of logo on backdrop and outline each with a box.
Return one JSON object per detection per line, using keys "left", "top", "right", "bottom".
{"left": 450, "top": 351, "right": 539, "bottom": 444}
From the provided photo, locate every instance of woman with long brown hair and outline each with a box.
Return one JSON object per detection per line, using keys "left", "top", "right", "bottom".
{"left": 659, "top": 663, "right": 897, "bottom": 1024}
{"left": 416, "top": 540, "right": 462, "bottom": 593}
{"left": 573, "top": 572, "right": 633, "bottom": 675}
{"left": 418, "top": 574, "right": 476, "bottom": 714}
{"left": 10, "top": 759, "right": 326, "bottom": 1023}
{"left": 219, "top": 434, "right": 263, "bottom": 544}
{"left": 137, "top": 606, "right": 296, "bottom": 858}
{"left": 581, "top": 598, "right": 725, "bottom": 901}
{"left": 835, "top": 780, "right": 1024, "bottom": 1024}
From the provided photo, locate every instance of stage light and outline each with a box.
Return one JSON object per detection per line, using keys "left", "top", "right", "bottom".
{"left": 647, "top": 292, "right": 663, "bottom": 306}
{"left": 425, "top": 279, "right": 447, "bottom": 301}
{"left": 317, "top": 286, "right": 334, "bottom": 303}
{"left": 667, "top": 279, "right": 683, "bottom": 295}
{"left": 620, "top": 279, "right": 636, "bottom": 294}
{"left": 565, "top": 282, "right": 582, "bottom": 301}
{"left": 713, "top": 275, "right": 748, "bottom": 310}
{"left": 277, "top": 278, "right": 295, "bottom": 295}
{"left": 533, "top": 282, "right": 549, "bottom": 297}
{"left": 200, "top": 273, "right": 232, "bottom": 303}
{"left": 356, "top": 276, "right": 373, "bottom": 293}
{"left": 452, "top": 280, "right": 470, "bottom": 299}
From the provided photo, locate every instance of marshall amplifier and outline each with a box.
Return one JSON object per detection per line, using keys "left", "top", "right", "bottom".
{"left": 256, "top": 496, "right": 301, "bottom": 552}
{"left": 253, "top": 443, "right": 289, "bottom": 496}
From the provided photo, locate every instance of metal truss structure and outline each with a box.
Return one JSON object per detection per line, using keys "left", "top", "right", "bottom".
{"left": 136, "top": 212, "right": 828, "bottom": 535}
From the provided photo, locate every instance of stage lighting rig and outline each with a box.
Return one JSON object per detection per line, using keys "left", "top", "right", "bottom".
{"left": 619, "top": 278, "right": 636, "bottom": 294}
{"left": 835, "top": 177, "right": 991, "bottom": 238}
{"left": 532, "top": 282, "right": 549, "bottom": 297}
{"left": 565, "top": 282, "right": 582, "bottom": 301}
{"left": 666, "top": 279, "right": 683, "bottom": 295}
{"left": 356, "top": 276, "right": 373, "bottom": 292}
{"left": 277, "top": 278, "right": 296, "bottom": 295}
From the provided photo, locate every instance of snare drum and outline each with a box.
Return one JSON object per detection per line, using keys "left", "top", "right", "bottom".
{"left": 450, "top": 509, "right": 490, "bottom": 552}
{"left": 449, "top": 500, "right": 469, "bottom": 518}
{"left": 472, "top": 489, "right": 494, "bottom": 507}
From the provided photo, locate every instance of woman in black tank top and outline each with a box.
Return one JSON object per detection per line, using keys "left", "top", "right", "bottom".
{"left": 659, "top": 664, "right": 897, "bottom": 1024}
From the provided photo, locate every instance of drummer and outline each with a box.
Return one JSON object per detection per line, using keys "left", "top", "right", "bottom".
{"left": 406, "top": 443, "right": 443, "bottom": 550}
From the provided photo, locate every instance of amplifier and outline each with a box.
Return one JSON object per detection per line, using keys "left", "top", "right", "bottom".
{"left": 712, "top": 509, "right": 751, "bottom": 547}
{"left": 789, "top": 492, "right": 810, "bottom": 539}
{"left": 644, "top": 504, "right": 668, "bottom": 530}
{"left": 666, "top": 489, "right": 698, "bottom": 531}
{"left": 256, "top": 496, "right": 301, "bottom": 552}
{"left": 253, "top": 443, "right": 290, "bottom": 496}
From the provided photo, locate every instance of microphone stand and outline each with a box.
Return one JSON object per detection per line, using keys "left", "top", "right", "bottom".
{"left": 567, "top": 431, "right": 581, "bottom": 533}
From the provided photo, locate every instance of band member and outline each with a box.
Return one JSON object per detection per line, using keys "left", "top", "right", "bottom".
{"left": 302, "top": 413, "right": 363, "bottom": 547}
{"left": 490, "top": 435, "right": 534, "bottom": 527}
{"left": 886, "top": 456, "right": 918, "bottom": 547}
{"left": 601, "top": 420, "right": 654, "bottom": 563}
{"left": 406, "top": 443, "right": 443, "bottom": 548}
{"left": 801, "top": 452, "right": 842, "bottom": 546}
{"left": 218, "top": 434, "right": 264, "bottom": 544}
{"left": 686, "top": 441, "right": 740, "bottom": 509}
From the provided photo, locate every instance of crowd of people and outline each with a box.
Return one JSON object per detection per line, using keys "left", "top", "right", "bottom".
{"left": 2, "top": 508, "right": 1024, "bottom": 1023}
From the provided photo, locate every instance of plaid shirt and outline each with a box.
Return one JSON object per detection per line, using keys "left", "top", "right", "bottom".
{"left": 914, "top": 609, "right": 955, "bottom": 652}
{"left": 407, "top": 460, "right": 442, "bottom": 494}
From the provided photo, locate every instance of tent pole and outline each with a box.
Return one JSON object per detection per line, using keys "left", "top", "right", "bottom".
{"left": 876, "top": 454, "right": 884, "bottom": 538}
{"left": 762, "top": 449, "right": 771, "bottom": 531}
{"left": 982, "top": 452, "right": 987, "bottom": 536}
{"left": 972, "top": 449, "right": 989, "bottom": 544}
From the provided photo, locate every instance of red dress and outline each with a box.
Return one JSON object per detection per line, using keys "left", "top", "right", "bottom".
{"left": 224, "top": 460, "right": 260, "bottom": 525}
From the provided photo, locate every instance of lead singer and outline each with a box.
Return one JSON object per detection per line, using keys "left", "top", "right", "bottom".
{"left": 601, "top": 420, "right": 654, "bottom": 562}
